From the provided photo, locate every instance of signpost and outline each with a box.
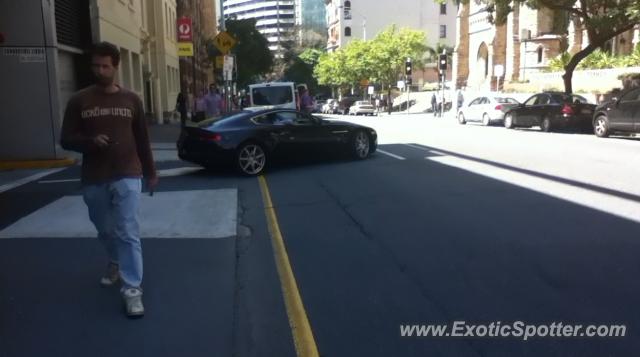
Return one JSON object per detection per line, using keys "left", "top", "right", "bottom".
{"left": 494, "top": 64, "right": 504, "bottom": 92}
{"left": 177, "top": 42, "right": 194, "bottom": 57}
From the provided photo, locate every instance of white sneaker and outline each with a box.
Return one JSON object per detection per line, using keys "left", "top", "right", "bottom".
{"left": 100, "top": 262, "right": 120, "bottom": 287}
{"left": 122, "top": 288, "right": 144, "bottom": 317}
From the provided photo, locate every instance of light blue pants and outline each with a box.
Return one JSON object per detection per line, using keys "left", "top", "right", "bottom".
{"left": 82, "top": 178, "right": 143, "bottom": 290}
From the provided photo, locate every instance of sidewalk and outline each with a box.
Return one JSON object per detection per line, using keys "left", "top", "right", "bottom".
{"left": 0, "top": 122, "right": 183, "bottom": 193}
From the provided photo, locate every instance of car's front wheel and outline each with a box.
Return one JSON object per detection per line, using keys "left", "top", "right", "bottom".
{"left": 482, "top": 113, "right": 491, "bottom": 126}
{"left": 352, "top": 130, "right": 370, "bottom": 160}
{"left": 236, "top": 142, "right": 267, "bottom": 175}
{"left": 594, "top": 115, "right": 610, "bottom": 138}
{"left": 457, "top": 112, "right": 466, "bottom": 125}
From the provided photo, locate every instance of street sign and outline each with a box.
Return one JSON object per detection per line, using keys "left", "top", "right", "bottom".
{"left": 494, "top": 64, "right": 505, "bottom": 77}
{"left": 397, "top": 80, "right": 405, "bottom": 89}
{"left": 360, "top": 79, "right": 369, "bottom": 87}
{"left": 177, "top": 17, "right": 192, "bottom": 42}
{"left": 215, "top": 55, "right": 224, "bottom": 69}
{"left": 223, "top": 55, "right": 234, "bottom": 81}
{"left": 213, "top": 31, "right": 237, "bottom": 54}
{"left": 177, "top": 42, "right": 193, "bottom": 57}
{"left": 368, "top": 86, "right": 374, "bottom": 95}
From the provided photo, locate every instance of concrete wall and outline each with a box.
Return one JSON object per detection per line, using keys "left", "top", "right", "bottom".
{"left": 0, "top": 0, "right": 62, "bottom": 160}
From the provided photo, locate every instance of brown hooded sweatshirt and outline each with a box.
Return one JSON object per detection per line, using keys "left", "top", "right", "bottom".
{"left": 60, "top": 85, "right": 156, "bottom": 184}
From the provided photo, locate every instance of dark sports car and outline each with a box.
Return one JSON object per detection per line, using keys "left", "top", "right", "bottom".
{"left": 177, "top": 108, "right": 378, "bottom": 175}
{"left": 503, "top": 92, "right": 596, "bottom": 132}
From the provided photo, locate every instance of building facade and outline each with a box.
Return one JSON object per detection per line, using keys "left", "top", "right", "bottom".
{"left": 221, "top": 0, "right": 296, "bottom": 54}
{"left": 325, "top": 0, "right": 457, "bottom": 51}
{"left": 0, "top": 0, "right": 186, "bottom": 161}
{"left": 295, "top": 0, "right": 327, "bottom": 46}
{"left": 454, "top": 2, "right": 640, "bottom": 91}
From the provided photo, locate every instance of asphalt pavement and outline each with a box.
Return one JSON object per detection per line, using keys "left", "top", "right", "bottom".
{"left": 2, "top": 116, "right": 640, "bottom": 356}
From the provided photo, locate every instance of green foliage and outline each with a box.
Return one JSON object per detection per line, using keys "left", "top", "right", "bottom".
{"left": 546, "top": 52, "right": 572, "bottom": 72}
{"left": 547, "top": 45, "right": 640, "bottom": 72}
{"left": 221, "top": 19, "right": 274, "bottom": 88}
{"left": 314, "top": 25, "right": 428, "bottom": 93}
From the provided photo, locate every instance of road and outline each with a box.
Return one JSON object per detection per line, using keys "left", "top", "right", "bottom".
{"left": 1, "top": 114, "right": 639, "bottom": 356}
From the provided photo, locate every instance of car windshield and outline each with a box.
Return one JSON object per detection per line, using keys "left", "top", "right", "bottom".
{"left": 494, "top": 97, "right": 519, "bottom": 104}
{"left": 252, "top": 86, "right": 293, "bottom": 106}
{"left": 196, "top": 111, "right": 249, "bottom": 128}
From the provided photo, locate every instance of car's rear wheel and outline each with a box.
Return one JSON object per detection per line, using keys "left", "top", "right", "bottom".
{"left": 594, "top": 115, "right": 610, "bottom": 138}
{"left": 540, "top": 117, "right": 552, "bottom": 132}
{"left": 352, "top": 130, "right": 370, "bottom": 160}
{"left": 482, "top": 113, "right": 491, "bottom": 126}
{"left": 236, "top": 142, "right": 267, "bottom": 176}
{"left": 504, "top": 113, "right": 514, "bottom": 129}
{"left": 457, "top": 112, "right": 466, "bottom": 124}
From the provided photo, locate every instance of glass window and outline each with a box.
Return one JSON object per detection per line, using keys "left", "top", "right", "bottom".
{"left": 469, "top": 98, "right": 482, "bottom": 106}
{"left": 524, "top": 95, "right": 538, "bottom": 106}
{"left": 495, "top": 97, "right": 519, "bottom": 104}
{"left": 537, "top": 47, "right": 543, "bottom": 63}
{"left": 439, "top": 25, "right": 447, "bottom": 39}
{"left": 253, "top": 113, "right": 276, "bottom": 125}
{"left": 344, "top": 1, "right": 351, "bottom": 9}
{"left": 274, "top": 112, "right": 298, "bottom": 124}
{"left": 440, "top": 3, "right": 447, "bottom": 14}
{"left": 620, "top": 88, "right": 640, "bottom": 103}
{"left": 345, "top": 26, "right": 351, "bottom": 37}
{"left": 251, "top": 86, "right": 294, "bottom": 106}
{"left": 536, "top": 95, "right": 550, "bottom": 105}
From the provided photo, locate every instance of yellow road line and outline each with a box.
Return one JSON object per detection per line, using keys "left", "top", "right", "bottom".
{"left": 258, "top": 175, "right": 320, "bottom": 357}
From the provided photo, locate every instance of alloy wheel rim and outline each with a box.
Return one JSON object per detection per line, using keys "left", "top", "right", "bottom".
{"left": 596, "top": 119, "right": 606, "bottom": 135}
{"left": 506, "top": 115, "right": 512, "bottom": 127}
{"left": 355, "top": 132, "right": 369, "bottom": 158}
{"left": 239, "top": 145, "right": 265, "bottom": 175}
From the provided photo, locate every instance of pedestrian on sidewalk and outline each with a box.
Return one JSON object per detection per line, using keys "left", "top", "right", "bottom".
{"left": 205, "top": 84, "right": 223, "bottom": 118}
{"left": 456, "top": 90, "right": 464, "bottom": 112}
{"left": 298, "top": 86, "right": 314, "bottom": 114}
{"left": 60, "top": 42, "right": 157, "bottom": 318}
{"left": 194, "top": 90, "right": 207, "bottom": 122}
{"left": 431, "top": 92, "right": 437, "bottom": 117}
{"left": 175, "top": 91, "right": 188, "bottom": 127}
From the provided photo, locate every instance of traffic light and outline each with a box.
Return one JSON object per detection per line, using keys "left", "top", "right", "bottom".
{"left": 405, "top": 58, "right": 412, "bottom": 85}
{"left": 439, "top": 53, "right": 448, "bottom": 71}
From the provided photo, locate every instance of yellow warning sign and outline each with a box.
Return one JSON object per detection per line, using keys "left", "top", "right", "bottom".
{"left": 213, "top": 31, "right": 237, "bottom": 54}
{"left": 177, "top": 42, "right": 194, "bottom": 57}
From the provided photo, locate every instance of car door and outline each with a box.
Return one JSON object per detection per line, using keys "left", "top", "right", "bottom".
{"left": 465, "top": 97, "right": 483, "bottom": 121}
{"left": 514, "top": 95, "right": 539, "bottom": 126}
{"left": 612, "top": 88, "right": 640, "bottom": 132}
{"left": 529, "top": 94, "right": 552, "bottom": 126}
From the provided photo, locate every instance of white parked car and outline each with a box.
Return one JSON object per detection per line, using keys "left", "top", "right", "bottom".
{"left": 457, "top": 95, "right": 520, "bottom": 125}
{"left": 349, "top": 101, "right": 376, "bottom": 116}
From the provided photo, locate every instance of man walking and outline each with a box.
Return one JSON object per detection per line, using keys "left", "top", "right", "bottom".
{"left": 205, "top": 84, "right": 223, "bottom": 118}
{"left": 60, "top": 42, "right": 157, "bottom": 318}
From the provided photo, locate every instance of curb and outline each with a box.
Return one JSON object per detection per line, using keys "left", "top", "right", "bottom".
{"left": 0, "top": 158, "right": 77, "bottom": 171}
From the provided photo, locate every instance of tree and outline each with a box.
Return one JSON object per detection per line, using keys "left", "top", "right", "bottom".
{"left": 283, "top": 48, "right": 327, "bottom": 94}
{"left": 368, "top": 25, "right": 428, "bottom": 113}
{"left": 436, "top": 0, "right": 640, "bottom": 93}
{"left": 210, "top": 19, "right": 274, "bottom": 88}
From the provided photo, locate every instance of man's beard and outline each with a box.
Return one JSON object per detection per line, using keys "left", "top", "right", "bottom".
{"left": 95, "top": 75, "right": 114, "bottom": 87}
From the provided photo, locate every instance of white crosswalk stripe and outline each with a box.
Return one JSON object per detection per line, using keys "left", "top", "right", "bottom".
{"left": 0, "top": 189, "right": 238, "bottom": 239}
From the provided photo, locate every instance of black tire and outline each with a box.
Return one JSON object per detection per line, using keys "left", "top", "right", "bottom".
{"left": 351, "top": 130, "right": 371, "bottom": 160}
{"left": 504, "top": 113, "right": 514, "bottom": 129}
{"left": 594, "top": 115, "right": 610, "bottom": 138}
{"left": 540, "top": 117, "right": 552, "bottom": 132}
{"left": 482, "top": 113, "right": 491, "bottom": 126}
{"left": 457, "top": 112, "right": 466, "bottom": 125}
{"left": 236, "top": 142, "right": 267, "bottom": 176}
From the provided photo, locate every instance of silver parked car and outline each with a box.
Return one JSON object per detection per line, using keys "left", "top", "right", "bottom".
{"left": 457, "top": 95, "right": 519, "bottom": 125}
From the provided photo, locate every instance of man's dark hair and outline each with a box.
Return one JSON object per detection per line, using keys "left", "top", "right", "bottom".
{"left": 90, "top": 42, "right": 120, "bottom": 67}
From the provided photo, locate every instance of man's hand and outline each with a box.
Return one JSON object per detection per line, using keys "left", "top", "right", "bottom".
{"left": 92, "top": 134, "right": 111, "bottom": 148}
{"left": 146, "top": 175, "right": 159, "bottom": 195}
